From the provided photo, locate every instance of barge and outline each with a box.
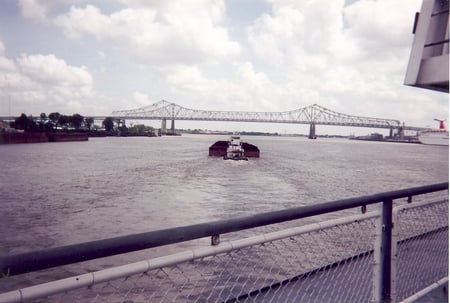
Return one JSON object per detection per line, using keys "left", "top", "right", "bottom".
{"left": 0, "top": 131, "right": 89, "bottom": 144}
{"left": 349, "top": 133, "right": 421, "bottom": 144}
{"left": 209, "top": 135, "right": 259, "bottom": 159}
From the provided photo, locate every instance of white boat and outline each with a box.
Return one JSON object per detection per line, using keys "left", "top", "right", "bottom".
{"left": 223, "top": 135, "right": 248, "bottom": 160}
{"left": 419, "top": 129, "right": 449, "bottom": 146}
{"left": 418, "top": 119, "right": 449, "bottom": 146}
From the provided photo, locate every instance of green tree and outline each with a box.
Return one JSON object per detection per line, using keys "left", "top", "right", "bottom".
{"left": 38, "top": 113, "right": 47, "bottom": 131}
{"left": 44, "top": 121, "right": 54, "bottom": 131}
{"left": 71, "top": 114, "right": 84, "bottom": 129}
{"left": 58, "top": 115, "right": 70, "bottom": 129}
{"left": 13, "top": 114, "right": 38, "bottom": 131}
{"left": 39, "top": 113, "right": 47, "bottom": 123}
{"left": 129, "top": 124, "right": 154, "bottom": 134}
{"left": 103, "top": 117, "right": 114, "bottom": 131}
{"left": 13, "top": 113, "right": 28, "bottom": 130}
{"left": 84, "top": 117, "right": 94, "bottom": 130}
{"left": 48, "top": 112, "right": 61, "bottom": 129}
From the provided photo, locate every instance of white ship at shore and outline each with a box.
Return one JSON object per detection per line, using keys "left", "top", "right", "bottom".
{"left": 419, "top": 129, "right": 449, "bottom": 145}
{"left": 419, "top": 119, "right": 449, "bottom": 146}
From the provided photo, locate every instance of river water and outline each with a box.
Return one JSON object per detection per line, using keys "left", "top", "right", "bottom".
{"left": 0, "top": 134, "right": 448, "bottom": 288}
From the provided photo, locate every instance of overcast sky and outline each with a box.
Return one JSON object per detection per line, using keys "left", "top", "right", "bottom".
{"left": 0, "top": 0, "right": 448, "bottom": 134}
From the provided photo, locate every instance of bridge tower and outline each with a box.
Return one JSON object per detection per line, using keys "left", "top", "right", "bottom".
{"left": 309, "top": 122, "right": 317, "bottom": 139}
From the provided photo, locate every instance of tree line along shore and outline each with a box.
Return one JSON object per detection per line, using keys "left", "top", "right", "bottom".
{"left": 0, "top": 112, "right": 158, "bottom": 144}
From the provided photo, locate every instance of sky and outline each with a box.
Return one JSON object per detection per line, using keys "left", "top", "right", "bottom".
{"left": 0, "top": 0, "right": 448, "bottom": 135}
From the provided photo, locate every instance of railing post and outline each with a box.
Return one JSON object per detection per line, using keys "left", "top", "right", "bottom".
{"left": 373, "top": 199, "right": 394, "bottom": 303}
{"left": 380, "top": 199, "right": 393, "bottom": 302}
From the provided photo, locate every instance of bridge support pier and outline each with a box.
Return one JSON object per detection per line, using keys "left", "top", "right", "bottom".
{"left": 399, "top": 126, "right": 405, "bottom": 139}
{"left": 170, "top": 119, "right": 175, "bottom": 135}
{"left": 160, "top": 119, "right": 175, "bottom": 135}
{"left": 309, "top": 123, "right": 317, "bottom": 139}
{"left": 161, "top": 119, "right": 167, "bottom": 135}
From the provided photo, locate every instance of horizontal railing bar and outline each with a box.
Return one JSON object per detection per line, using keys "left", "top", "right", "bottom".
{"left": 394, "top": 196, "right": 449, "bottom": 213}
{"left": 0, "top": 182, "right": 447, "bottom": 277}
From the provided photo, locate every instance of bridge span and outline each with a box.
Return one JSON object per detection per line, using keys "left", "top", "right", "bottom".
{"left": 110, "top": 100, "right": 403, "bottom": 138}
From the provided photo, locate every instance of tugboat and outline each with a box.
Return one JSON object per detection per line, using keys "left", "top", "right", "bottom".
{"left": 209, "top": 134, "right": 259, "bottom": 159}
{"left": 223, "top": 135, "right": 248, "bottom": 161}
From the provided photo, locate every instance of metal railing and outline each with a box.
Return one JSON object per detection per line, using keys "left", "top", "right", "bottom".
{"left": 0, "top": 182, "right": 448, "bottom": 303}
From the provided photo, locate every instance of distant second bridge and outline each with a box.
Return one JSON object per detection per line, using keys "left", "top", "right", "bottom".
{"left": 109, "top": 100, "right": 407, "bottom": 138}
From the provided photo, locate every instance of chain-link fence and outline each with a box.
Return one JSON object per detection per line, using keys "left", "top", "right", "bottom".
{"left": 0, "top": 196, "right": 448, "bottom": 303}
{"left": 393, "top": 199, "right": 448, "bottom": 302}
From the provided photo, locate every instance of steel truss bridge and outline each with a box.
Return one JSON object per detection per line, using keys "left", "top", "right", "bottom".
{"left": 110, "top": 100, "right": 403, "bottom": 138}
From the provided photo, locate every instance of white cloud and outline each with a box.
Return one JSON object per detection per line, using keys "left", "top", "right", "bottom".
{"left": 164, "top": 64, "right": 232, "bottom": 109}
{"left": 166, "top": 65, "right": 213, "bottom": 92}
{"left": 164, "top": 62, "right": 287, "bottom": 112}
{"left": 235, "top": 62, "right": 284, "bottom": 111}
{"left": 18, "top": 0, "right": 87, "bottom": 21}
{"left": 0, "top": 40, "right": 99, "bottom": 115}
{"left": 18, "top": 0, "right": 48, "bottom": 21}
{"left": 343, "top": 0, "right": 420, "bottom": 53}
{"left": 132, "top": 91, "right": 152, "bottom": 107}
{"left": 18, "top": 54, "right": 92, "bottom": 89}
{"left": 248, "top": 0, "right": 348, "bottom": 65}
{"left": 54, "top": 2, "right": 241, "bottom": 65}
{"left": 0, "top": 40, "right": 4, "bottom": 55}
{"left": 0, "top": 41, "right": 15, "bottom": 71}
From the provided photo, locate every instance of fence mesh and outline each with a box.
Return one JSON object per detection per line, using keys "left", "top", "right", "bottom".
{"left": 394, "top": 200, "right": 448, "bottom": 302}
